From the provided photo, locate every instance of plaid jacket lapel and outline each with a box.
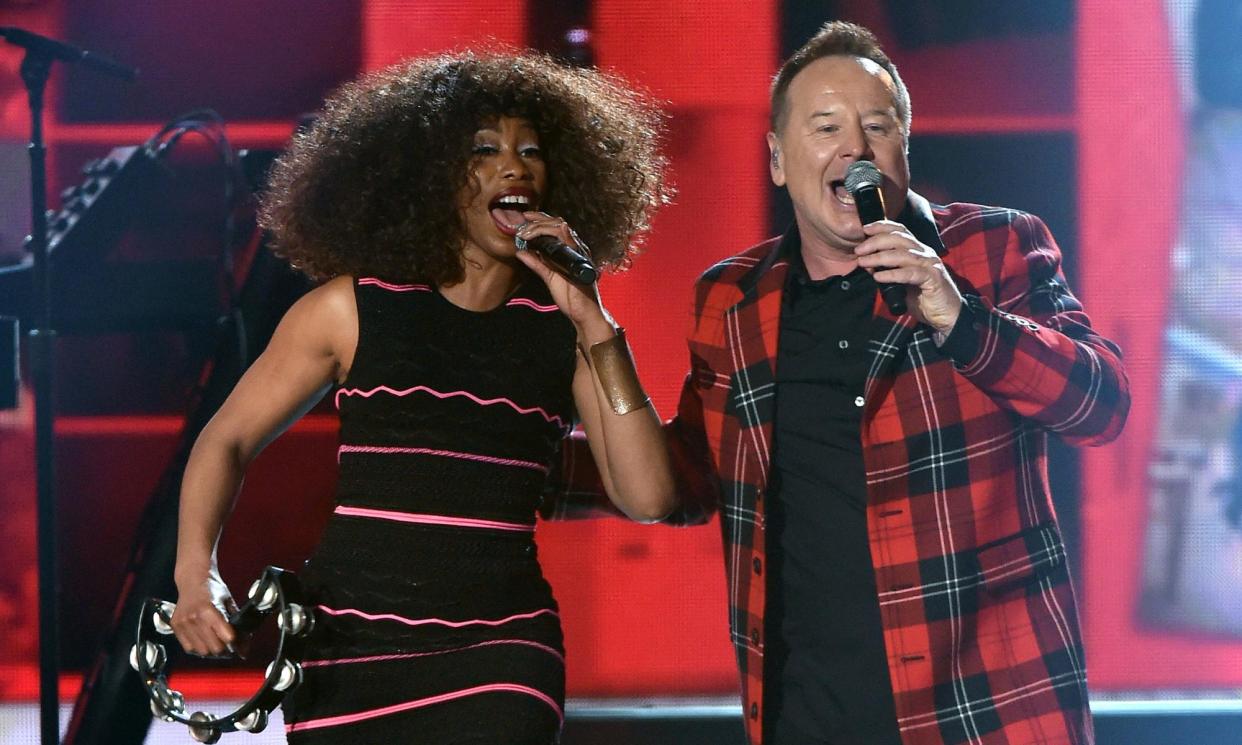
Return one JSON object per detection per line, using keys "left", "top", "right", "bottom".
{"left": 722, "top": 244, "right": 789, "bottom": 498}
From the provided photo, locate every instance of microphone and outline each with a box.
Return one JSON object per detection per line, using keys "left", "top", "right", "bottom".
{"left": 515, "top": 234, "right": 599, "bottom": 286}
{"left": 844, "top": 160, "right": 907, "bottom": 315}
{"left": 0, "top": 27, "right": 138, "bottom": 80}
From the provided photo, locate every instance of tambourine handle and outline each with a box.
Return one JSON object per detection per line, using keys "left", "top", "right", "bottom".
{"left": 228, "top": 603, "right": 265, "bottom": 636}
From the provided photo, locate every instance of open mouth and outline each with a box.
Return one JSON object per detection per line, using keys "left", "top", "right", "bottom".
{"left": 488, "top": 191, "right": 535, "bottom": 236}
{"left": 829, "top": 179, "right": 854, "bottom": 205}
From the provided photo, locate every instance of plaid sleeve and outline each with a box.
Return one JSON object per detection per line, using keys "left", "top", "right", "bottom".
{"left": 948, "top": 211, "right": 1130, "bottom": 446}
{"left": 658, "top": 367, "right": 722, "bottom": 527}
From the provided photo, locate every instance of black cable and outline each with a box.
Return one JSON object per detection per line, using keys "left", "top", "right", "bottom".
{"left": 143, "top": 109, "right": 249, "bottom": 367}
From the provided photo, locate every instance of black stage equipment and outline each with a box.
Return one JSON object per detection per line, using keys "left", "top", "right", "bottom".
{"left": 0, "top": 26, "right": 136, "bottom": 745}
{"left": 60, "top": 143, "right": 310, "bottom": 745}
{"left": 0, "top": 145, "right": 219, "bottom": 332}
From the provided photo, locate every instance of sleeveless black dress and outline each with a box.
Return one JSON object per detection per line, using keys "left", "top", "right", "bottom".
{"left": 282, "top": 276, "right": 577, "bottom": 744}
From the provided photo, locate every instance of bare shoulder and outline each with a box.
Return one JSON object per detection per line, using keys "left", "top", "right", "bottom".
{"left": 307, "top": 275, "right": 357, "bottom": 319}
{"left": 271, "top": 275, "right": 358, "bottom": 380}
{"left": 278, "top": 275, "right": 354, "bottom": 331}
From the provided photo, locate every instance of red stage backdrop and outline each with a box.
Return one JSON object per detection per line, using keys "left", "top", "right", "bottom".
{"left": 2, "top": 0, "right": 1241, "bottom": 707}
{"left": 1080, "top": 0, "right": 1242, "bottom": 691}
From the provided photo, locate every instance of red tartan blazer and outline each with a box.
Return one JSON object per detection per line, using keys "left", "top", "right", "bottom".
{"left": 544, "top": 197, "right": 1130, "bottom": 745}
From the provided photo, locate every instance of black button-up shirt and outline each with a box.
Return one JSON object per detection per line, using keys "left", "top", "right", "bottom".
{"left": 765, "top": 245, "right": 901, "bottom": 745}
{"left": 764, "top": 198, "right": 961, "bottom": 745}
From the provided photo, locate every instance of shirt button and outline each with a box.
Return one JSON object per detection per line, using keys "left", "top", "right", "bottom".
{"left": 750, "top": 628, "right": 760, "bottom": 645}
{"left": 750, "top": 702, "right": 759, "bottom": 720}
{"left": 753, "top": 558, "right": 763, "bottom": 575}
{"left": 854, "top": 396, "right": 865, "bottom": 407}
{"left": 840, "top": 280, "right": 851, "bottom": 291}
{"left": 838, "top": 339, "right": 849, "bottom": 349}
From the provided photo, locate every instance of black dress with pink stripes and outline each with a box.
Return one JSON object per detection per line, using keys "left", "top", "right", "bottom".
{"left": 281, "top": 276, "right": 577, "bottom": 744}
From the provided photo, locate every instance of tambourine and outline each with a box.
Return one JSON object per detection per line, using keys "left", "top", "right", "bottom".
{"left": 130, "top": 566, "right": 315, "bottom": 743}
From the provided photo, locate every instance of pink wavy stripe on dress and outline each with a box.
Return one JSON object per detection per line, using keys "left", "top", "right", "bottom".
{"left": 357, "top": 277, "right": 432, "bottom": 292}
{"left": 301, "top": 638, "right": 564, "bottom": 668}
{"left": 284, "top": 682, "right": 563, "bottom": 732}
{"left": 505, "top": 297, "right": 559, "bottom": 312}
{"left": 334, "top": 384, "right": 567, "bottom": 428}
{"left": 334, "top": 505, "right": 533, "bottom": 532}
{"left": 316, "top": 606, "right": 558, "bottom": 628}
{"left": 337, "top": 445, "right": 549, "bottom": 473}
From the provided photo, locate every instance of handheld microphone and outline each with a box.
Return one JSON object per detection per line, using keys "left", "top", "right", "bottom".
{"left": 516, "top": 234, "right": 599, "bottom": 285}
{"left": 844, "top": 160, "right": 907, "bottom": 315}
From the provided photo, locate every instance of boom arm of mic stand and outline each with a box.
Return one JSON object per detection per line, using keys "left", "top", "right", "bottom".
{"left": 0, "top": 27, "right": 138, "bottom": 80}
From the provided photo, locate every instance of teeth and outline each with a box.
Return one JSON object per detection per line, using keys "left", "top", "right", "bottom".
{"left": 496, "top": 196, "right": 531, "bottom": 207}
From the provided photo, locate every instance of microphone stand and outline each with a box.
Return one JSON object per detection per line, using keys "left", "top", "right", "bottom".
{"left": 22, "top": 44, "right": 58, "bottom": 745}
{"left": 1, "top": 27, "right": 136, "bottom": 744}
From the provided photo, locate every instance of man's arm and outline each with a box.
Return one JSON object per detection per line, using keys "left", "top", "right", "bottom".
{"left": 936, "top": 211, "right": 1130, "bottom": 446}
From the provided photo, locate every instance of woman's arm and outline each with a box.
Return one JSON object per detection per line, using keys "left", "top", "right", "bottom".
{"left": 171, "top": 276, "right": 357, "bottom": 656}
{"left": 569, "top": 318, "right": 675, "bottom": 522}
{"left": 514, "top": 214, "right": 674, "bottom": 522}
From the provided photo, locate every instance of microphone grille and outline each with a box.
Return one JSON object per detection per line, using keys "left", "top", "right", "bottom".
{"left": 844, "top": 161, "right": 883, "bottom": 194}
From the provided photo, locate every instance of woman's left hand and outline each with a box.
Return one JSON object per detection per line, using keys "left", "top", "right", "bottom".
{"left": 514, "top": 211, "right": 613, "bottom": 334}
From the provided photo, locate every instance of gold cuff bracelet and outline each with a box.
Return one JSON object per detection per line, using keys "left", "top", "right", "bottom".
{"left": 586, "top": 328, "right": 651, "bottom": 415}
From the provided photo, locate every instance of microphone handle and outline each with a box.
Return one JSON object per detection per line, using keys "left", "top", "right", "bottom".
{"left": 879, "top": 281, "right": 908, "bottom": 316}
{"left": 853, "top": 184, "right": 907, "bottom": 315}
{"left": 526, "top": 235, "right": 599, "bottom": 286}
